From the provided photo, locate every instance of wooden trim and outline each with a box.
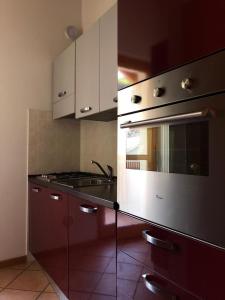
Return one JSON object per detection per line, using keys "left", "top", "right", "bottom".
{"left": 0, "top": 256, "right": 27, "bottom": 269}
{"left": 119, "top": 54, "right": 150, "bottom": 73}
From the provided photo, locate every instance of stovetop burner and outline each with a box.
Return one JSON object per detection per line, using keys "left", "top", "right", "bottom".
{"left": 36, "top": 172, "right": 92, "bottom": 182}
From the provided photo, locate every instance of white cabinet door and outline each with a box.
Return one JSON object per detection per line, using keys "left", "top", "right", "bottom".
{"left": 53, "top": 42, "right": 75, "bottom": 104}
{"left": 100, "top": 4, "right": 117, "bottom": 112}
{"left": 76, "top": 22, "right": 100, "bottom": 118}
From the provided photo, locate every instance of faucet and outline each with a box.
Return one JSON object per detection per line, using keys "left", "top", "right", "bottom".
{"left": 91, "top": 160, "right": 113, "bottom": 180}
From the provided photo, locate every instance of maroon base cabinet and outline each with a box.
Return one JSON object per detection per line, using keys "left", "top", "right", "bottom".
{"left": 68, "top": 196, "right": 116, "bottom": 300}
{"left": 118, "top": 0, "right": 225, "bottom": 89}
{"left": 117, "top": 212, "right": 225, "bottom": 300}
{"left": 29, "top": 183, "right": 68, "bottom": 297}
{"left": 29, "top": 182, "right": 225, "bottom": 299}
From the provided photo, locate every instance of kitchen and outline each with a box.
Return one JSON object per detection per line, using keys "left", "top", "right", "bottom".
{"left": 1, "top": 0, "right": 225, "bottom": 299}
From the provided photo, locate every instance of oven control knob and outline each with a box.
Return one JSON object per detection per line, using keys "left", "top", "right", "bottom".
{"left": 153, "top": 87, "right": 165, "bottom": 97}
{"left": 131, "top": 95, "right": 142, "bottom": 104}
{"left": 181, "top": 78, "right": 192, "bottom": 90}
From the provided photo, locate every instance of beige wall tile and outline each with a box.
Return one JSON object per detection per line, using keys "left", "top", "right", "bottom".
{"left": 80, "top": 120, "right": 117, "bottom": 175}
{"left": 28, "top": 110, "right": 80, "bottom": 175}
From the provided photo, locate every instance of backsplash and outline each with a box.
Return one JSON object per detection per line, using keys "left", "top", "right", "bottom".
{"left": 80, "top": 120, "right": 117, "bottom": 175}
{"left": 28, "top": 109, "right": 80, "bottom": 175}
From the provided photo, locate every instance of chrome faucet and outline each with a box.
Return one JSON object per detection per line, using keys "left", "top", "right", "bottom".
{"left": 91, "top": 160, "right": 113, "bottom": 180}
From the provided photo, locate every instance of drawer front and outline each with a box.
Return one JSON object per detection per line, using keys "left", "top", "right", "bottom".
{"left": 118, "top": 212, "right": 225, "bottom": 299}
{"left": 117, "top": 249, "right": 199, "bottom": 300}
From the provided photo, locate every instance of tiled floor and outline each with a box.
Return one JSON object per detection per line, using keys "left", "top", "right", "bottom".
{"left": 0, "top": 259, "right": 59, "bottom": 299}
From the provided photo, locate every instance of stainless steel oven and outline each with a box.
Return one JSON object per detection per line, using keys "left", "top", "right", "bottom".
{"left": 117, "top": 50, "right": 225, "bottom": 249}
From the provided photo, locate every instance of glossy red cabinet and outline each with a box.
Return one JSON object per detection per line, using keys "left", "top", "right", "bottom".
{"left": 29, "top": 184, "right": 45, "bottom": 258}
{"left": 29, "top": 182, "right": 225, "bottom": 299}
{"left": 117, "top": 249, "right": 198, "bottom": 300}
{"left": 68, "top": 196, "right": 116, "bottom": 300}
{"left": 117, "top": 212, "right": 225, "bottom": 299}
{"left": 118, "top": 0, "right": 225, "bottom": 89}
{"left": 29, "top": 183, "right": 68, "bottom": 296}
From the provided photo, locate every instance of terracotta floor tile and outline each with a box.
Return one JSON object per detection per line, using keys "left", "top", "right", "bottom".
{"left": 27, "top": 261, "right": 42, "bottom": 271}
{"left": 0, "top": 289, "right": 39, "bottom": 299}
{"left": 44, "top": 284, "right": 55, "bottom": 293}
{"left": 10, "top": 261, "right": 33, "bottom": 270}
{"left": 0, "top": 269, "right": 22, "bottom": 288}
{"left": 8, "top": 270, "right": 49, "bottom": 292}
{"left": 38, "top": 292, "right": 59, "bottom": 300}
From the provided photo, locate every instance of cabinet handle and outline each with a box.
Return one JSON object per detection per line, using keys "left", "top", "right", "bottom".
{"left": 32, "top": 188, "right": 40, "bottom": 193}
{"left": 58, "top": 91, "right": 67, "bottom": 98}
{"left": 142, "top": 274, "right": 177, "bottom": 300}
{"left": 120, "top": 108, "right": 214, "bottom": 128}
{"left": 50, "top": 194, "right": 61, "bottom": 201}
{"left": 80, "top": 106, "right": 92, "bottom": 113}
{"left": 80, "top": 204, "right": 98, "bottom": 214}
{"left": 113, "top": 96, "right": 118, "bottom": 103}
{"left": 142, "top": 230, "right": 175, "bottom": 251}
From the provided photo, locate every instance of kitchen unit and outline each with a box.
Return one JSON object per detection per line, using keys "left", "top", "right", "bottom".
{"left": 26, "top": 1, "right": 225, "bottom": 300}
{"left": 118, "top": 0, "right": 225, "bottom": 89}
{"left": 29, "top": 172, "right": 117, "bottom": 299}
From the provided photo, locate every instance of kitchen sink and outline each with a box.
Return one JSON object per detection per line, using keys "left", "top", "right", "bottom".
{"left": 52, "top": 177, "right": 114, "bottom": 188}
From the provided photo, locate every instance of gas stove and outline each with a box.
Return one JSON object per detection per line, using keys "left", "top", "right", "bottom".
{"left": 35, "top": 172, "right": 92, "bottom": 182}
{"left": 35, "top": 172, "right": 115, "bottom": 188}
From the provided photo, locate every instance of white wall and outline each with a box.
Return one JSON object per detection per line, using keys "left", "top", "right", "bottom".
{"left": 82, "top": 0, "right": 117, "bottom": 31}
{"left": 0, "top": 0, "right": 81, "bottom": 261}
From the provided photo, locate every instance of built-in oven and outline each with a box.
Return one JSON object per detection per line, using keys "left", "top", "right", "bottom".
{"left": 117, "top": 50, "right": 225, "bottom": 249}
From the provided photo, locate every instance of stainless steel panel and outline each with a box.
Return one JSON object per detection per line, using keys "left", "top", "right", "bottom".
{"left": 118, "top": 50, "right": 225, "bottom": 115}
{"left": 117, "top": 94, "right": 225, "bottom": 249}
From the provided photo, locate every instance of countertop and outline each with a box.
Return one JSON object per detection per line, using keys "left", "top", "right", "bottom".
{"left": 29, "top": 175, "right": 118, "bottom": 210}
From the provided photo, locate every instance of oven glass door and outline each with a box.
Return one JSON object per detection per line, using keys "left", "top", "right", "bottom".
{"left": 118, "top": 94, "right": 225, "bottom": 249}
{"left": 126, "top": 120, "right": 209, "bottom": 176}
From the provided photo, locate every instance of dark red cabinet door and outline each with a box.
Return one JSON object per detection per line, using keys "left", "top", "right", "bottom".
{"left": 117, "top": 212, "right": 225, "bottom": 299}
{"left": 118, "top": 0, "right": 225, "bottom": 89}
{"left": 117, "top": 248, "right": 198, "bottom": 300}
{"left": 68, "top": 196, "right": 116, "bottom": 300}
{"left": 29, "top": 183, "right": 45, "bottom": 258}
{"left": 29, "top": 184, "right": 68, "bottom": 296}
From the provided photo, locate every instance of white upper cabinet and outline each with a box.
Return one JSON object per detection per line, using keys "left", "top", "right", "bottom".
{"left": 76, "top": 22, "right": 100, "bottom": 119}
{"left": 53, "top": 42, "right": 75, "bottom": 119}
{"left": 100, "top": 4, "right": 117, "bottom": 112}
{"left": 76, "top": 4, "right": 117, "bottom": 120}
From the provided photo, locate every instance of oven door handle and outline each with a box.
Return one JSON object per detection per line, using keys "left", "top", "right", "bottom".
{"left": 120, "top": 108, "right": 214, "bottom": 128}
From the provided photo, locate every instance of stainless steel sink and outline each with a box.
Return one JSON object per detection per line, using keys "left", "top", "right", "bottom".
{"left": 53, "top": 177, "right": 114, "bottom": 188}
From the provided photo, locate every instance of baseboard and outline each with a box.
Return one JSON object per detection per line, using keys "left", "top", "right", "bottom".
{"left": 0, "top": 255, "right": 27, "bottom": 268}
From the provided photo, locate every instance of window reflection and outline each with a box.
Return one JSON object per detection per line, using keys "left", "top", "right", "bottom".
{"left": 126, "top": 121, "right": 208, "bottom": 176}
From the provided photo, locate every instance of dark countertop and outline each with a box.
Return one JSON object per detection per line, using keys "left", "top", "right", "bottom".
{"left": 29, "top": 176, "right": 118, "bottom": 210}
